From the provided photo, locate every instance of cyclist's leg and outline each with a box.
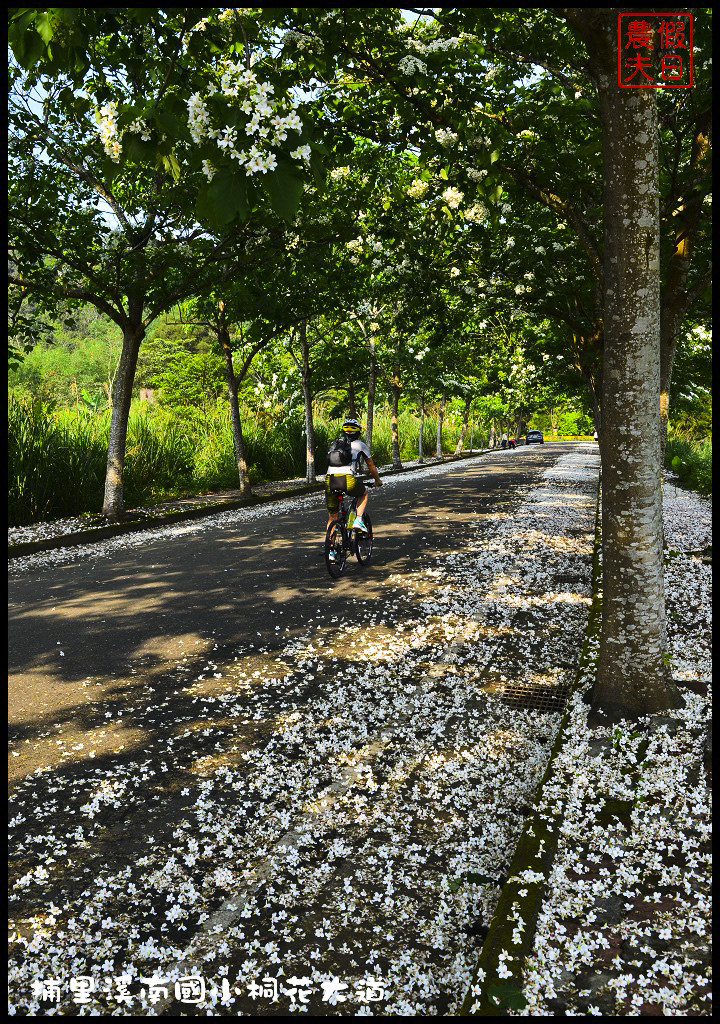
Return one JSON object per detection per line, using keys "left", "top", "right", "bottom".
{"left": 348, "top": 476, "right": 368, "bottom": 524}
{"left": 326, "top": 476, "right": 340, "bottom": 529}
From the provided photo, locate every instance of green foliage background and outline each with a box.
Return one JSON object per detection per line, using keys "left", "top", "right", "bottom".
{"left": 8, "top": 303, "right": 710, "bottom": 526}
{"left": 8, "top": 389, "right": 474, "bottom": 527}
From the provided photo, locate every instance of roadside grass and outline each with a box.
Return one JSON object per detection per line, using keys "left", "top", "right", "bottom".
{"left": 8, "top": 394, "right": 474, "bottom": 526}
{"left": 665, "top": 433, "right": 712, "bottom": 495}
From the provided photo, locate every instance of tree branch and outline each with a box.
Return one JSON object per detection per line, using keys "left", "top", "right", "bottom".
{"left": 9, "top": 275, "right": 125, "bottom": 326}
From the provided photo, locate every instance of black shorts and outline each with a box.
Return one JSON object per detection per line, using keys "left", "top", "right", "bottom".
{"left": 326, "top": 474, "right": 366, "bottom": 514}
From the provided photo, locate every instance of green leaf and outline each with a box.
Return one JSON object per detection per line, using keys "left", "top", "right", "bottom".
{"left": 9, "top": 10, "right": 37, "bottom": 34}
{"left": 195, "top": 167, "right": 249, "bottom": 226}
{"left": 309, "top": 150, "right": 325, "bottom": 188}
{"left": 124, "top": 135, "right": 156, "bottom": 164}
{"left": 166, "top": 152, "right": 181, "bottom": 181}
{"left": 156, "top": 110, "right": 181, "bottom": 139}
{"left": 101, "top": 156, "right": 123, "bottom": 184}
{"left": 267, "top": 164, "right": 304, "bottom": 221}
{"left": 464, "top": 872, "right": 497, "bottom": 885}
{"left": 487, "top": 983, "right": 528, "bottom": 1011}
{"left": 34, "top": 12, "right": 55, "bottom": 45}
{"left": 14, "top": 27, "right": 45, "bottom": 69}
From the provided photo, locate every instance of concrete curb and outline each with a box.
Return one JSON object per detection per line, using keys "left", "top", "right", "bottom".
{"left": 8, "top": 451, "right": 489, "bottom": 560}
{"left": 459, "top": 472, "right": 603, "bottom": 1016}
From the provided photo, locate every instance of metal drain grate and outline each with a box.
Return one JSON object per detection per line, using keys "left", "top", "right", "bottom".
{"left": 483, "top": 680, "right": 572, "bottom": 713}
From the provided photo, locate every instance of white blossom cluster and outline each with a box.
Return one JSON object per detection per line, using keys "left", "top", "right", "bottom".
{"left": 441, "top": 186, "right": 464, "bottom": 209}
{"left": 398, "top": 55, "right": 428, "bottom": 76}
{"left": 407, "top": 32, "right": 477, "bottom": 55}
{"left": 282, "top": 28, "right": 324, "bottom": 52}
{"left": 435, "top": 127, "right": 459, "bottom": 147}
{"left": 95, "top": 101, "right": 122, "bottom": 162}
{"left": 407, "top": 178, "right": 430, "bottom": 199}
{"left": 187, "top": 66, "right": 306, "bottom": 178}
{"left": 464, "top": 202, "right": 488, "bottom": 223}
{"left": 407, "top": 344, "right": 431, "bottom": 361}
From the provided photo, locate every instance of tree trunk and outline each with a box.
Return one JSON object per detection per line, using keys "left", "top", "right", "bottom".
{"left": 659, "top": 108, "right": 710, "bottom": 465}
{"left": 300, "top": 320, "right": 316, "bottom": 484}
{"left": 580, "top": 361, "right": 603, "bottom": 438}
{"left": 366, "top": 339, "right": 376, "bottom": 451}
{"left": 219, "top": 321, "right": 251, "bottom": 498}
{"left": 571, "top": 10, "right": 681, "bottom": 719}
{"left": 455, "top": 395, "right": 471, "bottom": 454}
{"left": 436, "top": 393, "right": 446, "bottom": 458}
{"left": 347, "top": 373, "right": 358, "bottom": 419}
{"left": 512, "top": 407, "right": 524, "bottom": 443}
{"left": 418, "top": 393, "right": 425, "bottom": 463}
{"left": 102, "top": 311, "right": 144, "bottom": 518}
{"left": 391, "top": 356, "right": 402, "bottom": 469}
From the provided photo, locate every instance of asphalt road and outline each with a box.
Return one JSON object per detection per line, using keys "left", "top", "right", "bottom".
{"left": 8, "top": 445, "right": 566, "bottom": 784}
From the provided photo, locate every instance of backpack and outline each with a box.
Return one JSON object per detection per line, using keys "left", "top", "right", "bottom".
{"left": 327, "top": 433, "right": 353, "bottom": 469}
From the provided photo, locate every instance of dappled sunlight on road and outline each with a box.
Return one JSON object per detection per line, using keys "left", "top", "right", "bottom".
{"left": 9, "top": 448, "right": 601, "bottom": 1016}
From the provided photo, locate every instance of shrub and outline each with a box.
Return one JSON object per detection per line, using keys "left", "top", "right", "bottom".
{"left": 665, "top": 433, "right": 712, "bottom": 495}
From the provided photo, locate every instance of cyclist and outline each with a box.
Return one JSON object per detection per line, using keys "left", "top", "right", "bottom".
{"left": 326, "top": 417, "right": 383, "bottom": 538}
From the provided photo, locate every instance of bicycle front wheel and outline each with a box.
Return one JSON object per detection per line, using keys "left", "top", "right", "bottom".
{"left": 355, "top": 511, "right": 373, "bottom": 564}
{"left": 325, "top": 523, "right": 347, "bottom": 579}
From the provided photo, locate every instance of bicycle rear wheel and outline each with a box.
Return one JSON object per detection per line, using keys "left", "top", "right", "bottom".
{"left": 325, "top": 523, "right": 347, "bottom": 578}
{"left": 355, "top": 511, "right": 373, "bottom": 564}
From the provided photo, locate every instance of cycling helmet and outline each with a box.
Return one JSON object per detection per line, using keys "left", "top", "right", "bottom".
{"left": 342, "top": 417, "right": 362, "bottom": 438}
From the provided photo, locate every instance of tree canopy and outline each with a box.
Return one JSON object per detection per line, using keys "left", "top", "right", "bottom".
{"left": 7, "top": 7, "right": 712, "bottom": 721}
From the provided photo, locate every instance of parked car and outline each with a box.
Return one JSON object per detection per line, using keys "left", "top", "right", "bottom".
{"left": 525, "top": 430, "right": 544, "bottom": 445}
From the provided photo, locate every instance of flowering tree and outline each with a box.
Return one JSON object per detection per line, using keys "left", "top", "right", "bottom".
{"left": 8, "top": 8, "right": 323, "bottom": 516}
{"left": 277, "top": 6, "right": 711, "bottom": 717}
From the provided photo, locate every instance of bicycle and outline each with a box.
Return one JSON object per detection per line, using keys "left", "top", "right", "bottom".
{"left": 325, "top": 480, "right": 375, "bottom": 579}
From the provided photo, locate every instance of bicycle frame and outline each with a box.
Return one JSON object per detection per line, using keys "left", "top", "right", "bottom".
{"left": 325, "top": 479, "right": 375, "bottom": 577}
{"left": 333, "top": 487, "right": 363, "bottom": 554}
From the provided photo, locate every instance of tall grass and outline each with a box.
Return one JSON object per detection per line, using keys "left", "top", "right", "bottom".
{"left": 9, "top": 397, "right": 108, "bottom": 524}
{"left": 665, "top": 432, "right": 712, "bottom": 495}
{"left": 8, "top": 394, "right": 473, "bottom": 526}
